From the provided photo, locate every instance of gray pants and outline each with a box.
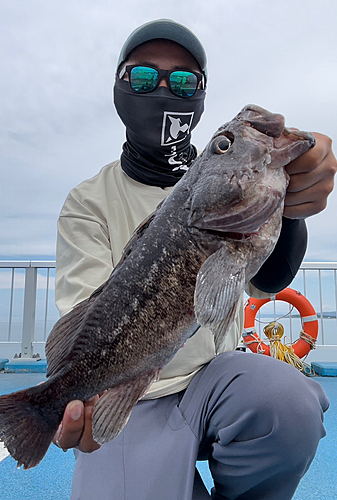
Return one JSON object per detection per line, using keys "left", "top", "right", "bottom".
{"left": 71, "top": 352, "right": 329, "bottom": 500}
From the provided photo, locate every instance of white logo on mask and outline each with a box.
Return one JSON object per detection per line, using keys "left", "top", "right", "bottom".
{"left": 161, "top": 112, "right": 194, "bottom": 147}
{"left": 165, "top": 146, "right": 189, "bottom": 170}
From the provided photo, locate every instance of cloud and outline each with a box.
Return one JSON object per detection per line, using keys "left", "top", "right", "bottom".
{"left": 1, "top": 0, "right": 336, "bottom": 260}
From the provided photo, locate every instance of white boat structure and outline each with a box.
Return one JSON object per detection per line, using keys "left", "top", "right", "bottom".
{"left": 0, "top": 260, "right": 336, "bottom": 364}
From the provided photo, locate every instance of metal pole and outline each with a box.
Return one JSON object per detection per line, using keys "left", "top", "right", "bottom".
{"left": 43, "top": 268, "right": 50, "bottom": 341}
{"left": 21, "top": 266, "right": 37, "bottom": 358}
{"left": 334, "top": 270, "right": 337, "bottom": 331}
{"left": 8, "top": 268, "right": 15, "bottom": 341}
{"left": 303, "top": 269, "right": 307, "bottom": 296}
{"left": 318, "top": 269, "right": 324, "bottom": 345}
{"left": 289, "top": 302, "right": 293, "bottom": 343}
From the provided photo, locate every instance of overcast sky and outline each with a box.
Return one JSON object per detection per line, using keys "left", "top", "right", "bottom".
{"left": 1, "top": 0, "right": 336, "bottom": 261}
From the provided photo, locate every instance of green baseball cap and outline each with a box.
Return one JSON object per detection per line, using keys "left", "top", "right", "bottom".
{"left": 117, "top": 19, "right": 207, "bottom": 76}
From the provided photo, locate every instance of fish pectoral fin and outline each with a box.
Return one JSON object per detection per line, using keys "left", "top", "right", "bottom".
{"left": 212, "top": 300, "right": 240, "bottom": 354}
{"left": 194, "top": 247, "right": 245, "bottom": 328}
{"left": 45, "top": 298, "right": 90, "bottom": 377}
{"left": 92, "top": 369, "right": 158, "bottom": 444}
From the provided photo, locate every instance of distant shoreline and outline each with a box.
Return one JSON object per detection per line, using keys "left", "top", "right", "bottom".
{"left": 259, "top": 313, "right": 336, "bottom": 319}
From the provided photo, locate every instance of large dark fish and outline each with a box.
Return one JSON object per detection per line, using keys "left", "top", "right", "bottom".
{"left": 0, "top": 105, "right": 315, "bottom": 469}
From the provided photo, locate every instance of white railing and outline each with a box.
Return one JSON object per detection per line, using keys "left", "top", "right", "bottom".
{"left": 252, "top": 262, "right": 337, "bottom": 362}
{"left": 296, "top": 262, "right": 337, "bottom": 346}
{"left": 0, "top": 261, "right": 57, "bottom": 359}
{"left": 0, "top": 261, "right": 336, "bottom": 361}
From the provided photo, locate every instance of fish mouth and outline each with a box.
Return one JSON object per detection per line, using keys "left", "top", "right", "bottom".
{"left": 206, "top": 230, "right": 256, "bottom": 241}
{"left": 190, "top": 189, "right": 283, "bottom": 236}
{"left": 270, "top": 128, "right": 316, "bottom": 165}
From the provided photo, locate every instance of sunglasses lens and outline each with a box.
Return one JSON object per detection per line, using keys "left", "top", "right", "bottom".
{"left": 130, "top": 66, "right": 158, "bottom": 93}
{"left": 170, "top": 71, "right": 198, "bottom": 97}
{"left": 128, "top": 67, "right": 200, "bottom": 97}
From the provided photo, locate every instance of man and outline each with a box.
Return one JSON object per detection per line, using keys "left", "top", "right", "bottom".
{"left": 54, "top": 19, "right": 335, "bottom": 500}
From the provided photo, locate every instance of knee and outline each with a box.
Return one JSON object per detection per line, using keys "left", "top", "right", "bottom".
{"left": 217, "top": 353, "right": 328, "bottom": 470}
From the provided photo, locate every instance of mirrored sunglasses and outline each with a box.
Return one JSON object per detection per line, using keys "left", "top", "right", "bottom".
{"left": 119, "top": 65, "right": 204, "bottom": 98}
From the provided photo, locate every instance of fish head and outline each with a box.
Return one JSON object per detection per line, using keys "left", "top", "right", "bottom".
{"left": 187, "top": 104, "right": 315, "bottom": 240}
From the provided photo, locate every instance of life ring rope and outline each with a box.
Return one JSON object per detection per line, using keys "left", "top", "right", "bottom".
{"left": 243, "top": 287, "right": 319, "bottom": 374}
{"left": 242, "top": 330, "right": 267, "bottom": 354}
{"left": 299, "top": 330, "right": 317, "bottom": 349}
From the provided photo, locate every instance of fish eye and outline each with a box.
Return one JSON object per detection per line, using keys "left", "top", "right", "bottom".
{"left": 211, "top": 135, "right": 231, "bottom": 154}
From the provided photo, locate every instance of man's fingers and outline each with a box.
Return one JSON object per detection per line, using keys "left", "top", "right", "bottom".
{"left": 283, "top": 201, "right": 324, "bottom": 220}
{"left": 53, "top": 400, "right": 85, "bottom": 450}
{"left": 283, "top": 132, "right": 336, "bottom": 219}
{"left": 284, "top": 133, "right": 332, "bottom": 176}
{"left": 53, "top": 396, "right": 102, "bottom": 453}
{"left": 77, "top": 396, "right": 101, "bottom": 453}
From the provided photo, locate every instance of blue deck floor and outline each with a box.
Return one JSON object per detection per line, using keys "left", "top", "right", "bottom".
{"left": 0, "top": 372, "right": 336, "bottom": 499}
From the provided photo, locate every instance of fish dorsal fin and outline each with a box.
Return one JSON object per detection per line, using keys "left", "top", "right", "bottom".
{"left": 118, "top": 210, "right": 157, "bottom": 266}
{"left": 45, "top": 298, "right": 90, "bottom": 377}
{"left": 91, "top": 212, "right": 157, "bottom": 298}
{"left": 92, "top": 368, "right": 158, "bottom": 444}
{"left": 45, "top": 209, "right": 160, "bottom": 379}
{"left": 46, "top": 276, "right": 109, "bottom": 378}
{"left": 45, "top": 302, "right": 87, "bottom": 376}
{"left": 194, "top": 247, "right": 245, "bottom": 349}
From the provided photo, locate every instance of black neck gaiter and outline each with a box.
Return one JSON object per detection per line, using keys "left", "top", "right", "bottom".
{"left": 113, "top": 78, "right": 206, "bottom": 187}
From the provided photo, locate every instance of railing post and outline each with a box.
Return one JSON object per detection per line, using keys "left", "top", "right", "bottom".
{"left": 21, "top": 266, "right": 37, "bottom": 358}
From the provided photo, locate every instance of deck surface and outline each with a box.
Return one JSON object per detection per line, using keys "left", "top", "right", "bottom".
{"left": 0, "top": 372, "right": 336, "bottom": 499}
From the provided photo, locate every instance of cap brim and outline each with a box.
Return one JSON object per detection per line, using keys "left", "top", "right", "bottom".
{"left": 117, "top": 19, "right": 207, "bottom": 75}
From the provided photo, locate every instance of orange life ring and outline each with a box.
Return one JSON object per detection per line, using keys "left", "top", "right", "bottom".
{"left": 243, "top": 287, "right": 318, "bottom": 358}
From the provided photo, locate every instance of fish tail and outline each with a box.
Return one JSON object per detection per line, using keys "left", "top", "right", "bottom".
{"left": 0, "top": 385, "right": 60, "bottom": 469}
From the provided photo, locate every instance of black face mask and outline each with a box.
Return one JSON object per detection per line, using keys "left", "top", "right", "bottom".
{"left": 113, "top": 77, "right": 206, "bottom": 187}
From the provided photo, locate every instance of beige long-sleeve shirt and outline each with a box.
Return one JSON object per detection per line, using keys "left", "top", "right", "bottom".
{"left": 55, "top": 160, "right": 266, "bottom": 399}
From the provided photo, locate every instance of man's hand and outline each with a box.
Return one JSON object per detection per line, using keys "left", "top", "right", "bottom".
{"left": 53, "top": 397, "right": 101, "bottom": 453}
{"left": 284, "top": 132, "right": 336, "bottom": 219}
